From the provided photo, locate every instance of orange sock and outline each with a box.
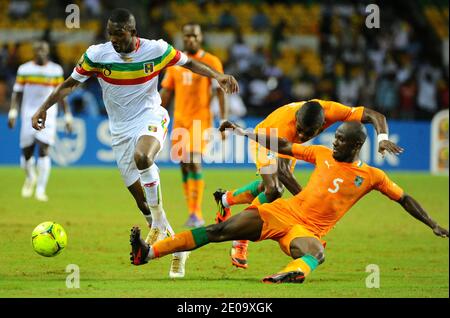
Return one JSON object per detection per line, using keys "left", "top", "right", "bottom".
{"left": 187, "top": 177, "right": 196, "bottom": 214}
{"left": 152, "top": 227, "right": 209, "bottom": 258}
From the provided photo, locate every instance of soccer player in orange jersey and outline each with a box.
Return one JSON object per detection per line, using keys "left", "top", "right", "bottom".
{"left": 214, "top": 99, "right": 404, "bottom": 269}
{"left": 129, "top": 121, "right": 448, "bottom": 283}
{"left": 160, "top": 23, "right": 227, "bottom": 228}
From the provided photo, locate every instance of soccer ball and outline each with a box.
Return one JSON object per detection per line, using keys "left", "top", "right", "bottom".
{"left": 31, "top": 222, "right": 67, "bottom": 257}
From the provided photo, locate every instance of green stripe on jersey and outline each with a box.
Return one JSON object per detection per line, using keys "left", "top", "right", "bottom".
{"left": 83, "top": 45, "right": 175, "bottom": 71}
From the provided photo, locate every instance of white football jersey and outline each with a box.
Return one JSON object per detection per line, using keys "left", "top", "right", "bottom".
{"left": 13, "top": 61, "right": 64, "bottom": 121}
{"left": 71, "top": 38, "right": 188, "bottom": 144}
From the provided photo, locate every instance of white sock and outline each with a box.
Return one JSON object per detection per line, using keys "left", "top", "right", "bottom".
{"left": 36, "top": 156, "right": 51, "bottom": 195}
{"left": 21, "top": 156, "right": 36, "bottom": 181}
{"left": 143, "top": 214, "right": 153, "bottom": 227}
{"left": 146, "top": 246, "right": 156, "bottom": 261}
{"left": 222, "top": 193, "right": 230, "bottom": 208}
{"left": 139, "top": 164, "right": 173, "bottom": 232}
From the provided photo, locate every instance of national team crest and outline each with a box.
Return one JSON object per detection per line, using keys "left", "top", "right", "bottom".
{"left": 144, "top": 62, "right": 154, "bottom": 73}
{"left": 354, "top": 176, "right": 364, "bottom": 187}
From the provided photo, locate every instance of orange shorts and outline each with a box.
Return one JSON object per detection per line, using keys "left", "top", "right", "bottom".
{"left": 255, "top": 198, "right": 326, "bottom": 256}
{"left": 249, "top": 140, "right": 296, "bottom": 175}
{"left": 171, "top": 118, "right": 212, "bottom": 160}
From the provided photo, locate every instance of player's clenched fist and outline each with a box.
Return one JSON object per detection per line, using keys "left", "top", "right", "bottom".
{"left": 32, "top": 109, "right": 47, "bottom": 130}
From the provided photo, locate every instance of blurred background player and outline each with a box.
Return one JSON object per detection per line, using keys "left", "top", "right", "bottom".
{"left": 31, "top": 9, "right": 238, "bottom": 278}
{"left": 160, "top": 23, "right": 227, "bottom": 228}
{"left": 214, "top": 99, "right": 403, "bottom": 269}
{"left": 7, "top": 41, "right": 72, "bottom": 202}
{"left": 129, "top": 120, "right": 448, "bottom": 284}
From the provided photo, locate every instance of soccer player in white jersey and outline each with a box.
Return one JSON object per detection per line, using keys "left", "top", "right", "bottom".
{"left": 8, "top": 41, "right": 73, "bottom": 202}
{"left": 31, "top": 9, "right": 239, "bottom": 278}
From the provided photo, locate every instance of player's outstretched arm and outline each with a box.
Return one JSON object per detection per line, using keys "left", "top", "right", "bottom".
{"left": 182, "top": 59, "right": 239, "bottom": 94}
{"left": 219, "top": 120, "right": 293, "bottom": 156}
{"left": 361, "top": 108, "right": 404, "bottom": 156}
{"left": 398, "top": 194, "right": 449, "bottom": 238}
{"left": 7, "top": 91, "right": 23, "bottom": 129}
{"left": 32, "top": 77, "right": 81, "bottom": 131}
{"left": 278, "top": 157, "right": 302, "bottom": 195}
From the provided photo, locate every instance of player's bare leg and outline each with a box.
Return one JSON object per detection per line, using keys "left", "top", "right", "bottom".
{"left": 130, "top": 207, "right": 263, "bottom": 265}
{"left": 20, "top": 143, "right": 37, "bottom": 198}
{"left": 35, "top": 140, "right": 51, "bottom": 202}
{"left": 230, "top": 171, "right": 283, "bottom": 269}
{"left": 127, "top": 179, "right": 152, "bottom": 230}
{"left": 262, "top": 237, "right": 324, "bottom": 284}
{"left": 134, "top": 135, "right": 189, "bottom": 277}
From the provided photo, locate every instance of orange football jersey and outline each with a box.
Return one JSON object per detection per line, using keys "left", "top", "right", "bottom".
{"left": 161, "top": 49, "right": 223, "bottom": 127}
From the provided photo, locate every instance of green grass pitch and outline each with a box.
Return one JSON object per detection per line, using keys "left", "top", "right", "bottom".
{"left": 0, "top": 167, "right": 448, "bottom": 298}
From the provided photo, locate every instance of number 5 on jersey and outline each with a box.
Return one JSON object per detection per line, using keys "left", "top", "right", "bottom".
{"left": 328, "top": 178, "right": 343, "bottom": 193}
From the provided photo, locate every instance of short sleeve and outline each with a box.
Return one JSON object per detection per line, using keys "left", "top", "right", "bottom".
{"left": 292, "top": 144, "right": 328, "bottom": 164}
{"left": 71, "top": 46, "right": 97, "bottom": 83}
{"left": 319, "top": 100, "right": 364, "bottom": 123}
{"left": 157, "top": 39, "right": 188, "bottom": 69}
{"left": 161, "top": 68, "right": 175, "bottom": 90}
{"left": 13, "top": 65, "right": 26, "bottom": 92}
{"left": 371, "top": 168, "right": 404, "bottom": 201}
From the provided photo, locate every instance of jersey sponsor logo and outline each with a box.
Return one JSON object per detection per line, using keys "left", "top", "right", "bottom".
{"left": 144, "top": 62, "right": 154, "bottom": 74}
{"left": 148, "top": 125, "right": 158, "bottom": 132}
{"left": 354, "top": 176, "right": 364, "bottom": 187}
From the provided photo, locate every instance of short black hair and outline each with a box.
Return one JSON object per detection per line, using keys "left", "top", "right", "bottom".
{"left": 296, "top": 101, "right": 325, "bottom": 129}
{"left": 340, "top": 121, "right": 367, "bottom": 145}
{"left": 109, "top": 8, "right": 135, "bottom": 28}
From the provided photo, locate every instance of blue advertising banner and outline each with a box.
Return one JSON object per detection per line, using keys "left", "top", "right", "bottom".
{"left": 0, "top": 115, "right": 431, "bottom": 171}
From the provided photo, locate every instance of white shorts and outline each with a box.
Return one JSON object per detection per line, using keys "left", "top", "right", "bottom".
{"left": 112, "top": 107, "right": 170, "bottom": 187}
{"left": 20, "top": 115, "right": 56, "bottom": 148}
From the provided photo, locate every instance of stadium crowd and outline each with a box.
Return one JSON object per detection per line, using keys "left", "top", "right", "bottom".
{"left": 0, "top": 0, "right": 448, "bottom": 120}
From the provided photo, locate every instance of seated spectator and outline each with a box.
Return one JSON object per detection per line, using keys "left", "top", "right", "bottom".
{"left": 336, "top": 66, "right": 361, "bottom": 106}
{"left": 398, "top": 76, "right": 417, "bottom": 120}
{"left": 8, "top": 0, "right": 31, "bottom": 19}
{"left": 218, "top": 9, "right": 238, "bottom": 30}
{"left": 375, "top": 70, "right": 399, "bottom": 118}
{"left": 416, "top": 62, "right": 441, "bottom": 120}
{"left": 251, "top": 7, "right": 270, "bottom": 32}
